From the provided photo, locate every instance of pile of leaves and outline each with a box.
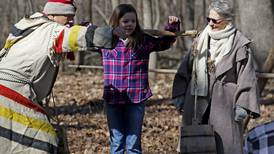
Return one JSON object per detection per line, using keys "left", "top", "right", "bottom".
{"left": 48, "top": 70, "right": 274, "bottom": 154}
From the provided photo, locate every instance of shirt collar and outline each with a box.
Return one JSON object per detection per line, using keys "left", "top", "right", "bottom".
{"left": 119, "top": 38, "right": 129, "bottom": 45}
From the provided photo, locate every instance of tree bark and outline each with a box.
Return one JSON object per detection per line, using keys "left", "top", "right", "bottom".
{"left": 28, "top": 0, "right": 34, "bottom": 14}
{"left": 182, "top": 0, "right": 195, "bottom": 51}
{"left": 137, "top": 0, "right": 143, "bottom": 25}
{"left": 143, "top": 0, "right": 157, "bottom": 80}
{"left": 111, "top": 0, "right": 120, "bottom": 10}
{"left": 152, "top": 0, "right": 160, "bottom": 29}
{"left": 94, "top": 3, "right": 108, "bottom": 25}
{"left": 237, "top": 0, "right": 274, "bottom": 70}
{"left": 88, "top": 0, "right": 93, "bottom": 22}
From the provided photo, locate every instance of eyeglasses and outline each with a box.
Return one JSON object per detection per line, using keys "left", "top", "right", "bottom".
{"left": 206, "top": 17, "right": 224, "bottom": 24}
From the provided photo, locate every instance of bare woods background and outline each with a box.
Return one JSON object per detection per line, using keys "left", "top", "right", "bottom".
{"left": 0, "top": 0, "right": 273, "bottom": 69}
{"left": 0, "top": 0, "right": 273, "bottom": 153}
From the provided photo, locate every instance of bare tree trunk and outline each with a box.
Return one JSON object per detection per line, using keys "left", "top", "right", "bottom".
{"left": 2, "top": 0, "right": 11, "bottom": 40}
{"left": 76, "top": 0, "right": 94, "bottom": 68}
{"left": 233, "top": 0, "right": 241, "bottom": 28}
{"left": 137, "top": 0, "right": 143, "bottom": 25}
{"left": 111, "top": 0, "right": 120, "bottom": 10}
{"left": 194, "top": 0, "right": 206, "bottom": 30}
{"left": 143, "top": 0, "right": 157, "bottom": 80}
{"left": 88, "top": 0, "right": 93, "bottom": 22}
{"left": 152, "top": 0, "right": 160, "bottom": 29}
{"left": 182, "top": 0, "right": 195, "bottom": 50}
{"left": 28, "top": 0, "right": 34, "bottom": 15}
{"left": 237, "top": 0, "right": 274, "bottom": 70}
{"left": 94, "top": 3, "right": 108, "bottom": 25}
{"left": 143, "top": 0, "right": 153, "bottom": 33}
{"left": 203, "top": 0, "right": 206, "bottom": 23}
{"left": 174, "top": 0, "right": 186, "bottom": 57}
{"left": 12, "top": 0, "right": 19, "bottom": 22}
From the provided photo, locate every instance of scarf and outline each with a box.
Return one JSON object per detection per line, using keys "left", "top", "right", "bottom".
{"left": 190, "top": 24, "right": 236, "bottom": 96}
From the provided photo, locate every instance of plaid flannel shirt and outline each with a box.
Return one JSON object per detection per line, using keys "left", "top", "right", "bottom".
{"left": 243, "top": 121, "right": 274, "bottom": 154}
{"left": 101, "top": 22, "right": 179, "bottom": 104}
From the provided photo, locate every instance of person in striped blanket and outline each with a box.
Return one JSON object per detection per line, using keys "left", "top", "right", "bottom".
{"left": 0, "top": 0, "right": 125, "bottom": 153}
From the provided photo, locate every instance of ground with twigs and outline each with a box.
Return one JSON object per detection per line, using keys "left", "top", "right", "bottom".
{"left": 48, "top": 70, "right": 274, "bottom": 154}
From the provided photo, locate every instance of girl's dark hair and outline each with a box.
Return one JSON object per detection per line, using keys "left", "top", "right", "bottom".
{"left": 109, "top": 4, "right": 144, "bottom": 49}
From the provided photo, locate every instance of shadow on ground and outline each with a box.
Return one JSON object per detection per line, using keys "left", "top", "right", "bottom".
{"left": 48, "top": 98, "right": 172, "bottom": 116}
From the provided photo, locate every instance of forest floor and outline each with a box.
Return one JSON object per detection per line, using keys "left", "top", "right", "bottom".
{"left": 48, "top": 70, "right": 274, "bottom": 154}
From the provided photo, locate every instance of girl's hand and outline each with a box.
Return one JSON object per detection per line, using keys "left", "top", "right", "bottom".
{"left": 165, "top": 16, "right": 180, "bottom": 32}
{"left": 168, "top": 16, "right": 179, "bottom": 24}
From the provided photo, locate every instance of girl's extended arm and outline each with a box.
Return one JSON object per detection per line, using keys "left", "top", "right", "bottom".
{"left": 146, "top": 16, "right": 180, "bottom": 52}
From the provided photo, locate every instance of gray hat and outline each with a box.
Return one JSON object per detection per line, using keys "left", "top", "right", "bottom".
{"left": 43, "top": 0, "right": 76, "bottom": 15}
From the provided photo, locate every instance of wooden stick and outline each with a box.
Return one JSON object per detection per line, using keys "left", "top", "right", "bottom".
{"left": 144, "top": 29, "right": 198, "bottom": 37}
{"left": 256, "top": 72, "right": 274, "bottom": 78}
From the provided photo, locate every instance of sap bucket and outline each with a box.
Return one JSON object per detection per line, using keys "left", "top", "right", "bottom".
{"left": 180, "top": 124, "right": 217, "bottom": 154}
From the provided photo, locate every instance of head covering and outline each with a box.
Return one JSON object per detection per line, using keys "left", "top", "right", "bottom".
{"left": 43, "top": 0, "right": 76, "bottom": 15}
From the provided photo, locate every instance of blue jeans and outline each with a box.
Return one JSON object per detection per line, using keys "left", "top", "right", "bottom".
{"left": 106, "top": 103, "right": 145, "bottom": 154}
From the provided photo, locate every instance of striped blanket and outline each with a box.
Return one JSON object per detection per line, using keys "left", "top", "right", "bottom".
{"left": 0, "top": 84, "right": 58, "bottom": 154}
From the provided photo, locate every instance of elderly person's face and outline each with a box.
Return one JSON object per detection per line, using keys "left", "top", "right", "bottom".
{"left": 48, "top": 14, "right": 75, "bottom": 25}
{"left": 207, "top": 9, "right": 229, "bottom": 31}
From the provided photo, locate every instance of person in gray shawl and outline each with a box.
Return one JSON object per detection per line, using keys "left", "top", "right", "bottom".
{"left": 172, "top": 0, "right": 260, "bottom": 153}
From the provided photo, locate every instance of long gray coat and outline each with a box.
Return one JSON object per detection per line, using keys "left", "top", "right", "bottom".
{"left": 172, "top": 30, "right": 260, "bottom": 154}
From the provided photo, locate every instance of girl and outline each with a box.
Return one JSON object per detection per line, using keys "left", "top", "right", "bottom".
{"left": 101, "top": 3, "right": 180, "bottom": 154}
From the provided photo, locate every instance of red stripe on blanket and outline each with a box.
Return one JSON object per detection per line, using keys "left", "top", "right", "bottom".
{"left": 54, "top": 29, "right": 64, "bottom": 53}
{"left": 0, "top": 84, "right": 46, "bottom": 114}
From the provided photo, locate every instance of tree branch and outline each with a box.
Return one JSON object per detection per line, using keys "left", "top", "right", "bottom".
{"left": 94, "top": 4, "right": 108, "bottom": 25}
